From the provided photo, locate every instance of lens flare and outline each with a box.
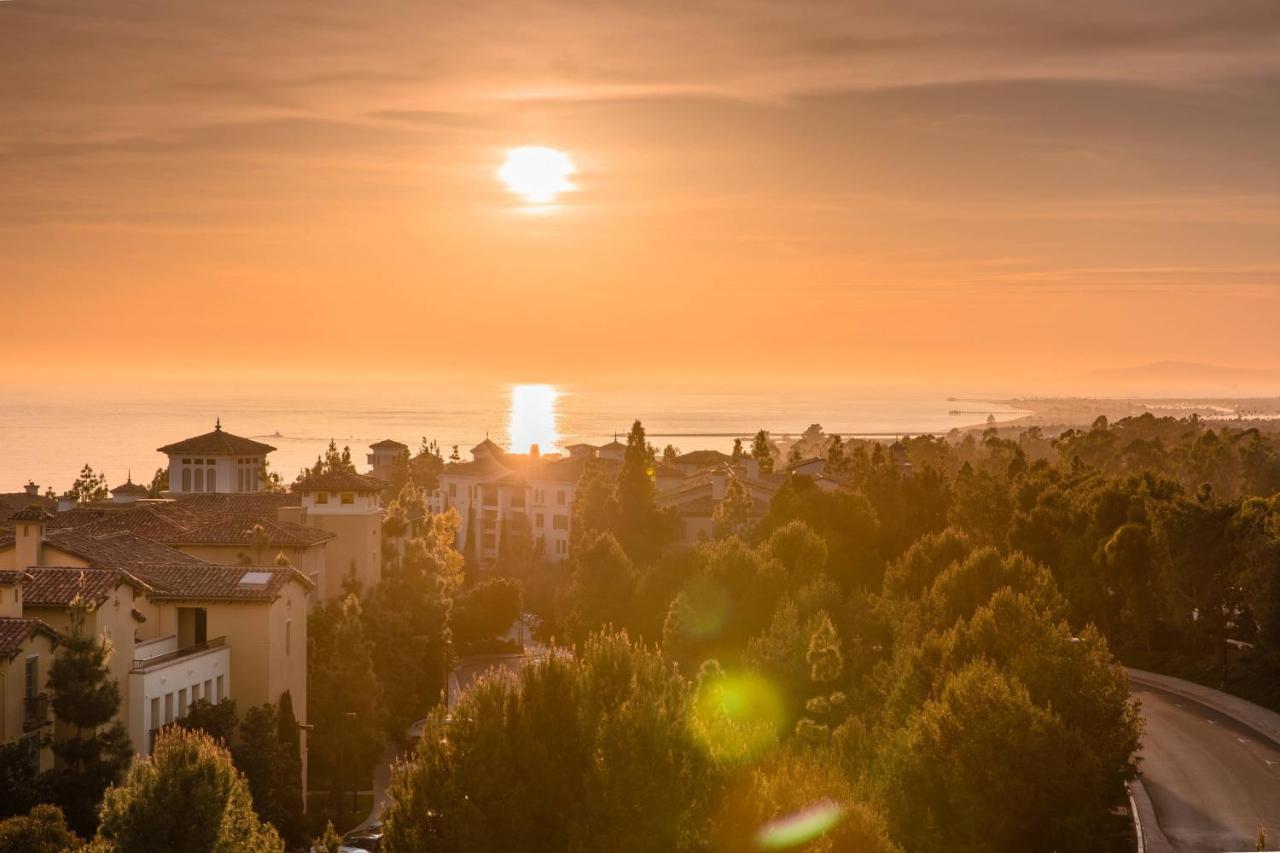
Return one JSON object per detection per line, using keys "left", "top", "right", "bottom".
{"left": 754, "top": 800, "right": 846, "bottom": 850}
{"left": 690, "top": 671, "right": 784, "bottom": 764}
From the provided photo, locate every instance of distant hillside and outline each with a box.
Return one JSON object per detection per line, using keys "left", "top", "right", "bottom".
{"left": 1087, "top": 361, "right": 1280, "bottom": 396}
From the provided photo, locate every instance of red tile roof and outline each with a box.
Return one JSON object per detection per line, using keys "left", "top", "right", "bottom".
{"left": 175, "top": 493, "right": 300, "bottom": 514}
{"left": 0, "top": 617, "right": 59, "bottom": 660}
{"left": 157, "top": 422, "right": 276, "bottom": 456}
{"left": 165, "top": 515, "right": 335, "bottom": 548}
{"left": 43, "top": 528, "right": 203, "bottom": 568}
{"left": 23, "top": 567, "right": 152, "bottom": 608}
{"left": 8, "top": 505, "right": 54, "bottom": 523}
{"left": 370, "top": 439, "right": 409, "bottom": 450}
{"left": 137, "top": 563, "right": 314, "bottom": 602}
{"left": 110, "top": 479, "right": 150, "bottom": 496}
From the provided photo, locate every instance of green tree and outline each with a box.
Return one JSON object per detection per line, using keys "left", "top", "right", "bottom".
{"left": 0, "top": 804, "right": 82, "bottom": 853}
{"left": 272, "top": 691, "right": 304, "bottom": 846}
{"left": 231, "top": 704, "right": 282, "bottom": 839}
{"left": 175, "top": 698, "right": 238, "bottom": 746}
{"left": 95, "top": 727, "right": 282, "bottom": 852}
{"left": 564, "top": 532, "right": 636, "bottom": 643}
{"left": 45, "top": 594, "right": 133, "bottom": 836}
{"left": 453, "top": 577, "right": 523, "bottom": 651}
{"left": 313, "top": 821, "right": 343, "bottom": 853}
{"left": 146, "top": 468, "right": 168, "bottom": 498}
{"left": 711, "top": 476, "right": 755, "bottom": 540}
{"left": 731, "top": 438, "right": 744, "bottom": 463}
{"left": 0, "top": 742, "right": 50, "bottom": 821}
{"left": 751, "top": 430, "right": 775, "bottom": 475}
{"left": 68, "top": 464, "right": 109, "bottom": 504}
{"left": 382, "top": 632, "right": 716, "bottom": 853}
{"left": 308, "top": 594, "right": 385, "bottom": 824}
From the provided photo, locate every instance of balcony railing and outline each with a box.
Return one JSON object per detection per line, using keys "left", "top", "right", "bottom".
{"left": 132, "top": 636, "right": 227, "bottom": 671}
{"left": 22, "top": 693, "right": 50, "bottom": 731}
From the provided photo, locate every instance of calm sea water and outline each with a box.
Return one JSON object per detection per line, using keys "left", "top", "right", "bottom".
{"left": 0, "top": 384, "right": 1027, "bottom": 496}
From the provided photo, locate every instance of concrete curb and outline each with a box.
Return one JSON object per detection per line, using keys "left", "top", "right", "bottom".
{"left": 1127, "top": 667, "right": 1280, "bottom": 747}
{"left": 1129, "top": 778, "right": 1174, "bottom": 853}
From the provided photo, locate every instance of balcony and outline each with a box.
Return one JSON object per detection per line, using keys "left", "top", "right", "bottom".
{"left": 132, "top": 636, "right": 227, "bottom": 672}
{"left": 22, "top": 693, "right": 50, "bottom": 731}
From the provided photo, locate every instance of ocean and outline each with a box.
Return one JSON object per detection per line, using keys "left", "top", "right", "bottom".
{"left": 0, "top": 384, "right": 1028, "bottom": 496}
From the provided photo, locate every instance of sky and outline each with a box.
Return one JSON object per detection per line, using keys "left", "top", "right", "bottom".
{"left": 2, "top": 1, "right": 1279, "bottom": 393}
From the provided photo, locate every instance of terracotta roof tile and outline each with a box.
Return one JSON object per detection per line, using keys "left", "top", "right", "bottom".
{"left": 370, "top": 439, "right": 408, "bottom": 450}
{"left": 0, "top": 617, "right": 59, "bottom": 660}
{"left": 157, "top": 423, "right": 276, "bottom": 456}
{"left": 8, "top": 505, "right": 54, "bottom": 523}
{"left": 136, "top": 563, "right": 313, "bottom": 602}
{"left": 43, "top": 528, "right": 201, "bottom": 568}
{"left": 165, "top": 515, "right": 335, "bottom": 548}
{"left": 23, "top": 567, "right": 152, "bottom": 608}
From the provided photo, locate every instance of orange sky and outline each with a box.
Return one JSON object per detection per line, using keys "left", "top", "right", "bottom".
{"left": 2, "top": 1, "right": 1279, "bottom": 393}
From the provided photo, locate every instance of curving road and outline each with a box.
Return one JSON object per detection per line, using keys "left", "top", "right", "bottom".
{"left": 1134, "top": 682, "right": 1280, "bottom": 852}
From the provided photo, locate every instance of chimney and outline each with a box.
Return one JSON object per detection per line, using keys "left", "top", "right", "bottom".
{"left": 9, "top": 506, "right": 52, "bottom": 569}
{"left": 23, "top": 481, "right": 38, "bottom": 497}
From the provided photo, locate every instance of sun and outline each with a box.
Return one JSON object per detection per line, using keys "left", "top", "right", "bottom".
{"left": 497, "top": 146, "right": 576, "bottom": 203}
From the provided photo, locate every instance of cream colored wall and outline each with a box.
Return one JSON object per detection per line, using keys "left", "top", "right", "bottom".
{"left": 26, "top": 584, "right": 139, "bottom": 722}
{"left": 307, "top": 514, "right": 380, "bottom": 598}
{"left": 0, "top": 549, "right": 12, "bottom": 570}
{"left": 0, "top": 585, "right": 21, "bottom": 619}
{"left": 36, "top": 546, "right": 91, "bottom": 568}
{"left": 1, "top": 631, "right": 58, "bottom": 772}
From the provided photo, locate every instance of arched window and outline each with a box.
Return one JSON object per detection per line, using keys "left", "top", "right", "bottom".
{"left": 206, "top": 469, "right": 216, "bottom": 493}
{"left": 182, "top": 468, "right": 191, "bottom": 492}
{"left": 193, "top": 468, "right": 204, "bottom": 492}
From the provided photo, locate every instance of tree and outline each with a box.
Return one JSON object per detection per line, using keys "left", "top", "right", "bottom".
{"left": 232, "top": 704, "right": 281, "bottom": 838}
{"left": 712, "top": 751, "right": 899, "bottom": 853}
{"left": 0, "top": 742, "right": 50, "bottom": 821}
{"left": 826, "top": 434, "right": 846, "bottom": 475}
{"left": 564, "top": 532, "right": 636, "bottom": 643}
{"left": 711, "top": 476, "right": 755, "bottom": 540}
{"left": 612, "top": 420, "right": 679, "bottom": 561}
{"left": 381, "top": 632, "right": 716, "bottom": 853}
{"left": 68, "top": 464, "right": 109, "bottom": 504}
{"left": 95, "top": 727, "right": 282, "bottom": 852}
{"left": 147, "top": 468, "right": 168, "bottom": 498}
{"left": 751, "top": 430, "right": 775, "bottom": 474}
{"left": 45, "top": 593, "right": 133, "bottom": 836}
{"left": 272, "top": 691, "right": 304, "bottom": 846}
{"left": 175, "top": 698, "right": 238, "bottom": 746}
{"left": 0, "top": 804, "right": 81, "bottom": 853}
{"left": 308, "top": 594, "right": 385, "bottom": 824}
{"left": 453, "top": 577, "right": 523, "bottom": 651}
{"left": 313, "top": 821, "right": 343, "bottom": 853}
{"left": 731, "top": 438, "right": 744, "bottom": 464}
{"left": 662, "top": 444, "right": 679, "bottom": 463}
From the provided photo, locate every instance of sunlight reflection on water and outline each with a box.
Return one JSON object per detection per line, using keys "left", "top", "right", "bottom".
{"left": 507, "top": 384, "right": 560, "bottom": 453}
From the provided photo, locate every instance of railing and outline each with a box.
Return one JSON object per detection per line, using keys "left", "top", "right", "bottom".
{"left": 22, "top": 693, "right": 49, "bottom": 730}
{"left": 132, "top": 636, "right": 227, "bottom": 671}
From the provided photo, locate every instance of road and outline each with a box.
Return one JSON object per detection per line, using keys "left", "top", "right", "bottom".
{"left": 1135, "top": 682, "right": 1280, "bottom": 852}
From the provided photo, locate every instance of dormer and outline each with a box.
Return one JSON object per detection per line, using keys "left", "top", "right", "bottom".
{"left": 292, "top": 470, "right": 386, "bottom": 516}
{"left": 8, "top": 505, "right": 53, "bottom": 569}
{"left": 470, "top": 437, "right": 505, "bottom": 461}
{"left": 157, "top": 420, "right": 277, "bottom": 495}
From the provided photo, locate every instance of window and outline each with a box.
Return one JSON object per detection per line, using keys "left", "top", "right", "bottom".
{"left": 448, "top": 483, "right": 456, "bottom": 497}
{"left": 285, "top": 619, "right": 292, "bottom": 656}
{"left": 553, "top": 515, "right": 569, "bottom": 531}
{"left": 182, "top": 458, "right": 191, "bottom": 465}
{"left": 556, "top": 539, "right": 567, "bottom": 555}
{"left": 193, "top": 468, "right": 204, "bottom": 492}
{"left": 150, "top": 697, "right": 160, "bottom": 731}
{"left": 557, "top": 490, "right": 566, "bottom": 505}
{"left": 340, "top": 492, "right": 354, "bottom": 505}
{"left": 191, "top": 682, "right": 200, "bottom": 702}
{"left": 178, "top": 688, "right": 188, "bottom": 717}
{"left": 315, "top": 492, "right": 329, "bottom": 505}
{"left": 164, "top": 693, "right": 174, "bottom": 724}
{"left": 216, "top": 676, "right": 224, "bottom": 702}
{"left": 181, "top": 468, "right": 191, "bottom": 492}
{"left": 206, "top": 469, "right": 216, "bottom": 492}
{"left": 24, "top": 656, "right": 37, "bottom": 699}
{"left": 536, "top": 513, "right": 544, "bottom": 529}
{"left": 204, "top": 679, "right": 213, "bottom": 701}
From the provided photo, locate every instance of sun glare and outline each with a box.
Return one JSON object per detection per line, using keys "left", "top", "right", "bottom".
{"left": 508, "top": 383, "right": 560, "bottom": 453}
{"left": 498, "top": 147, "right": 576, "bottom": 203}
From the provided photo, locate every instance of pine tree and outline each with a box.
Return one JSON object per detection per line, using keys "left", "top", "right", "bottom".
{"left": 273, "top": 691, "right": 304, "bottom": 846}
{"left": 96, "top": 727, "right": 282, "bottom": 852}
{"left": 68, "top": 464, "right": 109, "bottom": 504}
{"left": 751, "top": 430, "right": 775, "bottom": 474}
{"left": 45, "top": 592, "right": 132, "bottom": 836}
{"left": 731, "top": 437, "right": 744, "bottom": 463}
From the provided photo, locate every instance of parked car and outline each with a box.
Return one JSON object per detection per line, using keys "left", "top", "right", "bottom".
{"left": 341, "top": 821, "right": 382, "bottom": 852}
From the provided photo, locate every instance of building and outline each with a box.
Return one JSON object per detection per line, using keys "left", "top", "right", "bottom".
{"left": 0, "top": 603, "right": 59, "bottom": 773}
{"left": 366, "top": 439, "right": 409, "bottom": 482}
{"left": 428, "top": 440, "right": 599, "bottom": 565}
{"left": 158, "top": 420, "right": 277, "bottom": 495}
{"left": 109, "top": 475, "right": 150, "bottom": 505}
{"left": 655, "top": 466, "right": 779, "bottom": 544}
{"left": 291, "top": 469, "right": 385, "bottom": 596}
{"left": 0, "top": 507, "right": 310, "bottom": 775}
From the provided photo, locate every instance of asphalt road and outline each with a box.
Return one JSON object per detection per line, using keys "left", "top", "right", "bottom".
{"left": 1135, "top": 683, "right": 1280, "bottom": 852}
